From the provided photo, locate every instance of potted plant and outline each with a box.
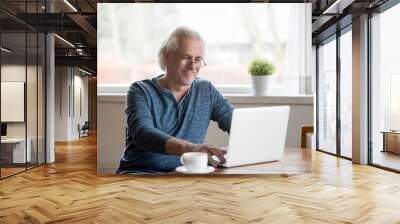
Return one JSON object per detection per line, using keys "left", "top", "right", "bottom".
{"left": 248, "top": 58, "right": 275, "bottom": 96}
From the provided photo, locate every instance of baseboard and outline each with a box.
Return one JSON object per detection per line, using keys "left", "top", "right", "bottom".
{"left": 97, "top": 163, "right": 118, "bottom": 174}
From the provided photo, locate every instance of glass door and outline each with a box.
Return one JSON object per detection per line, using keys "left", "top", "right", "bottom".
{"left": 339, "top": 28, "right": 352, "bottom": 159}
{"left": 317, "top": 36, "right": 337, "bottom": 155}
{"left": 1, "top": 30, "right": 28, "bottom": 177}
{"left": 0, "top": 1, "right": 47, "bottom": 179}
{"left": 370, "top": 4, "right": 400, "bottom": 171}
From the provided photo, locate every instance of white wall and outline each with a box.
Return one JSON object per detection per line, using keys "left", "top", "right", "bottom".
{"left": 81, "top": 76, "right": 89, "bottom": 127}
{"left": 1, "top": 65, "right": 27, "bottom": 139}
{"left": 1, "top": 65, "right": 40, "bottom": 137}
{"left": 72, "top": 73, "right": 89, "bottom": 138}
{"left": 55, "top": 67, "right": 69, "bottom": 141}
{"left": 54, "top": 67, "right": 89, "bottom": 141}
{"left": 1, "top": 64, "right": 46, "bottom": 164}
{"left": 97, "top": 95, "right": 314, "bottom": 173}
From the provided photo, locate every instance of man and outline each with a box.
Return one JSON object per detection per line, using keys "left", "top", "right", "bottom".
{"left": 117, "top": 27, "right": 233, "bottom": 174}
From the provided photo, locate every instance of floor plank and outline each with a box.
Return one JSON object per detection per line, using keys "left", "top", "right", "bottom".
{"left": 1, "top": 134, "right": 400, "bottom": 223}
{"left": 372, "top": 151, "right": 400, "bottom": 171}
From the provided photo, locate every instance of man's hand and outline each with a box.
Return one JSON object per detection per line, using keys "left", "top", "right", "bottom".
{"left": 188, "top": 144, "right": 226, "bottom": 167}
{"left": 165, "top": 137, "right": 226, "bottom": 167}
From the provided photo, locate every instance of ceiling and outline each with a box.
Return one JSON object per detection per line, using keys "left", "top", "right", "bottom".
{"left": 1, "top": 0, "right": 98, "bottom": 74}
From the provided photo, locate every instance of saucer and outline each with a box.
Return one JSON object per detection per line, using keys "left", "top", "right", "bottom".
{"left": 175, "top": 166, "right": 215, "bottom": 174}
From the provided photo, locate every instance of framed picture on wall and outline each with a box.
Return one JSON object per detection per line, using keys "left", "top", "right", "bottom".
{"left": 1, "top": 81, "right": 25, "bottom": 122}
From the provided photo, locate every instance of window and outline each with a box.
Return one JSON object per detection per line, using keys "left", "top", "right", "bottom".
{"left": 98, "top": 3, "right": 312, "bottom": 95}
{"left": 339, "top": 29, "right": 352, "bottom": 158}
{"left": 371, "top": 3, "right": 400, "bottom": 171}
{"left": 317, "top": 37, "right": 337, "bottom": 154}
{"left": 0, "top": 1, "right": 46, "bottom": 179}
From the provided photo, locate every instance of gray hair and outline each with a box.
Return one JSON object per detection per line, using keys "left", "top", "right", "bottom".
{"left": 158, "top": 26, "right": 204, "bottom": 71}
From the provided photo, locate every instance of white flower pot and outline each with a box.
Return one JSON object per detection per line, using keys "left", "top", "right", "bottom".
{"left": 251, "top": 75, "right": 273, "bottom": 96}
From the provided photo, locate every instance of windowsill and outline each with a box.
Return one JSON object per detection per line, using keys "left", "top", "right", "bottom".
{"left": 225, "top": 95, "right": 313, "bottom": 105}
{"left": 98, "top": 93, "right": 313, "bottom": 105}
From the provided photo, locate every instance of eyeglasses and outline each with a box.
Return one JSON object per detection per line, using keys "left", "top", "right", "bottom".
{"left": 179, "top": 54, "right": 207, "bottom": 68}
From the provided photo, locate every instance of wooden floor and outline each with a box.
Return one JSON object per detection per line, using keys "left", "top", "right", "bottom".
{"left": 0, "top": 167, "right": 26, "bottom": 178}
{"left": 372, "top": 151, "right": 400, "bottom": 171}
{"left": 1, "top": 134, "right": 400, "bottom": 223}
{"left": 1, "top": 162, "right": 46, "bottom": 178}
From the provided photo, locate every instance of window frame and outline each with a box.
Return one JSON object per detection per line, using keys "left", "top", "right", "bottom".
{"left": 315, "top": 21, "right": 353, "bottom": 160}
{"left": 97, "top": 84, "right": 253, "bottom": 96}
{"left": 368, "top": 0, "right": 400, "bottom": 173}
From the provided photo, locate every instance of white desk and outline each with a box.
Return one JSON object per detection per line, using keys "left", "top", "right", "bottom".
{"left": 1, "top": 138, "right": 31, "bottom": 163}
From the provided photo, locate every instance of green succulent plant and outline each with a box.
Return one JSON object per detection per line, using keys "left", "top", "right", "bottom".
{"left": 248, "top": 58, "right": 275, "bottom": 76}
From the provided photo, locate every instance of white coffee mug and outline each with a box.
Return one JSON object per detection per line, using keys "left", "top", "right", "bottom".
{"left": 180, "top": 152, "right": 208, "bottom": 172}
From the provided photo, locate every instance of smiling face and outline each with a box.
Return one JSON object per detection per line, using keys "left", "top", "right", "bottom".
{"left": 165, "top": 37, "right": 204, "bottom": 87}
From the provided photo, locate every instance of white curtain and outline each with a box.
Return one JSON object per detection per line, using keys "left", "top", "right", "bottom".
{"left": 283, "top": 3, "right": 312, "bottom": 95}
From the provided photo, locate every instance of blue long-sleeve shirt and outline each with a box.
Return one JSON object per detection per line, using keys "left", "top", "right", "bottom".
{"left": 118, "top": 76, "right": 233, "bottom": 171}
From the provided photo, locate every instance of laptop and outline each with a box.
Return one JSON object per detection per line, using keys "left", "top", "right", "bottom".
{"left": 215, "top": 106, "right": 290, "bottom": 168}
